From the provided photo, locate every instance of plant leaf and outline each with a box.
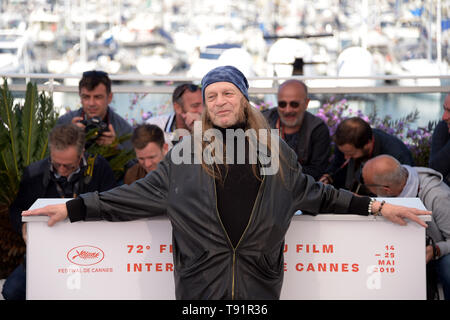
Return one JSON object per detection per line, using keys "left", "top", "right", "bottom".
{"left": 21, "top": 82, "right": 39, "bottom": 166}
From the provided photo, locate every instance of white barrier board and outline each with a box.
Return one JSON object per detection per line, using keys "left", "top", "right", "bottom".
{"left": 24, "top": 198, "right": 429, "bottom": 300}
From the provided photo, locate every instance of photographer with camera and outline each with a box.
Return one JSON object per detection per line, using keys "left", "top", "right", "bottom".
{"left": 57, "top": 70, "right": 133, "bottom": 151}
{"left": 2, "top": 124, "right": 116, "bottom": 300}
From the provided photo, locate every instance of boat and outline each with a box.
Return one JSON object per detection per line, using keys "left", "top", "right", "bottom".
{"left": 336, "top": 46, "right": 376, "bottom": 87}
{"left": 28, "top": 9, "right": 60, "bottom": 45}
{"left": 0, "top": 29, "right": 37, "bottom": 75}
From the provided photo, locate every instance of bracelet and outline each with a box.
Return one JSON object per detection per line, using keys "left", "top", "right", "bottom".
{"left": 373, "top": 200, "right": 386, "bottom": 216}
{"left": 368, "top": 198, "right": 375, "bottom": 215}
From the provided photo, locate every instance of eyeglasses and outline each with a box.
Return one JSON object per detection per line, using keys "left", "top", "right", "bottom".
{"left": 278, "top": 101, "right": 301, "bottom": 109}
{"left": 82, "top": 70, "right": 109, "bottom": 78}
{"left": 363, "top": 183, "right": 390, "bottom": 188}
{"left": 173, "top": 84, "right": 200, "bottom": 102}
{"left": 51, "top": 162, "right": 79, "bottom": 171}
{"left": 50, "top": 156, "right": 81, "bottom": 171}
{"left": 356, "top": 169, "right": 389, "bottom": 189}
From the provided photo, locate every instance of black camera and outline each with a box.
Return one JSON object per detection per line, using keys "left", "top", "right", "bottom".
{"left": 80, "top": 117, "right": 108, "bottom": 148}
{"left": 81, "top": 117, "right": 108, "bottom": 136}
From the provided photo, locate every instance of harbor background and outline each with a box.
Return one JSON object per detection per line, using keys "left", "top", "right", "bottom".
{"left": 1, "top": 0, "right": 450, "bottom": 300}
{"left": 1, "top": 0, "right": 449, "bottom": 126}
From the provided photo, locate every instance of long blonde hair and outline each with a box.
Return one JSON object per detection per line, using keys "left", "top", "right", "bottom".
{"left": 199, "top": 97, "right": 283, "bottom": 183}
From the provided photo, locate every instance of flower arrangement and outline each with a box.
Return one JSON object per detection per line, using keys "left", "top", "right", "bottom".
{"left": 404, "top": 121, "right": 436, "bottom": 167}
{"left": 252, "top": 100, "right": 273, "bottom": 111}
{"left": 316, "top": 97, "right": 436, "bottom": 167}
{"left": 316, "top": 97, "right": 370, "bottom": 137}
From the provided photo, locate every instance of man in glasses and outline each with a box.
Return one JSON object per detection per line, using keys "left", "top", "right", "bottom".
{"left": 2, "top": 124, "right": 116, "bottom": 300}
{"left": 263, "top": 79, "right": 331, "bottom": 180}
{"left": 146, "top": 83, "right": 202, "bottom": 148}
{"left": 57, "top": 70, "right": 133, "bottom": 150}
{"left": 319, "top": 117, "right": 414, "bottom": 195}
{"left": 429, "top": 93, "right": 450, "bottom": 186}
{"left": 362, "top": 154, "right": 450, "bottom": 300}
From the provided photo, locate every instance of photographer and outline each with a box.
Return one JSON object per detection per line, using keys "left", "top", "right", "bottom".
{"left": 57, "top": 70, "right": 133, "bottom": 151}
{"left": 2, "top": 124, "right": 116, "bottom": 300}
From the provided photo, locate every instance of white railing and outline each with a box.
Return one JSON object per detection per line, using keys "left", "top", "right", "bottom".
{"left": 1, "top": 73, "right": 450, "bottom": 95}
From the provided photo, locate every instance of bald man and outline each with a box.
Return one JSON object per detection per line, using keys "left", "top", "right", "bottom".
{"left": 263, "top": 79, "right": 331, "bottom": 180}
{"left": 362, "top": 155, "right": 450, "bottom": 299}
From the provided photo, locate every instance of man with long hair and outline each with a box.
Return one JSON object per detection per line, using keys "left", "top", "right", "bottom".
{"left": 23, "top": 66, "right": 430, "bottom": 300}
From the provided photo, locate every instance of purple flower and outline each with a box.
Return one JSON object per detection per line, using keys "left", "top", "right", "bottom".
{"left": 142, "top": 111, "right": 153, "bottom": 121}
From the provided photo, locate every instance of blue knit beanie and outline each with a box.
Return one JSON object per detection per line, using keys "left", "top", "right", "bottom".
{"left": 201, "top": 65, "right": 249, "bottom": 102}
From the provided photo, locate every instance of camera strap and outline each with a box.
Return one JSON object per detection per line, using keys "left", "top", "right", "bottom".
{"left": 47, "top": 154, "right": 96, "bottom": 198}
{"left": 54, "top": 179, "right": 80, "bottom": 199}
{"left": 83, "top": 154, "right": 97, "bottom": 186}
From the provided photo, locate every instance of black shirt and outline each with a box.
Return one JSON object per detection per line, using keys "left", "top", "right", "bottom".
{"left": 213, "top": 124, "right": 261, "bottom": 248}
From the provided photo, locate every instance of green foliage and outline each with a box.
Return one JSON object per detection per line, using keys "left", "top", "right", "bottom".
{"left": 0, "top": 80, "right": 58, "bottom": 207}
{"left": 85, "top": 130, "right": 135, "bottom": 181}
{"left": 0, "top": 79, "right": 58, "bottom": 277}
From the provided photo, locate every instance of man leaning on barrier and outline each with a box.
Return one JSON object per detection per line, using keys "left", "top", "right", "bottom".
{"left": 319, "top": 116, "right": 414, "bottom": 195}
{"left": 3, "top": 124, "right": 116, "bottom": 300}
{"left": 23, "top": 65, "right": 431, "bottom": 300}
{"left": 362, "top": 155, "right": 450, "bottom": 300}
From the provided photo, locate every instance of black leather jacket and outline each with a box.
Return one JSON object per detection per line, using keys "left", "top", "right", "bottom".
{"left": 75, "top": 136, "right": 360, "bottom": 299}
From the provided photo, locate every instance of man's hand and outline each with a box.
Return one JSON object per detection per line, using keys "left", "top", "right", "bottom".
{"left": 319, "top": 174, "right": 332, "bottom": 184}
{"left": 71, "top": 116, "right": 86, "bottom": 129}
{"left": 22, "top": 203, "right": 68, "bottom": 227}
{"left": 96, "top": 124, "right": 116, "bottom": 146}
{"left": 376, "top": 201, "right": 431, "bottom": 228}
{"left": 181, "top": 112, "right": 202, "bottom": 132}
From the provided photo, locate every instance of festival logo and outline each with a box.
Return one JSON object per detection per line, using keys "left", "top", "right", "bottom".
{"left": 67, "top": 245, "right": 105, "bottom": 266}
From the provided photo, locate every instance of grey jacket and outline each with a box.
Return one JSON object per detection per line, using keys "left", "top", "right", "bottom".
{"left": 76, "top": 135, "right": 362, "bottom": 300}
{"left": 415, "top": 167, "right": 450, "bottom": 257}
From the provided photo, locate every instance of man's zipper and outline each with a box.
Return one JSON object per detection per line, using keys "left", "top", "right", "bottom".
{"left": 213, "top": 175, "right": 266, "bottom": 300}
